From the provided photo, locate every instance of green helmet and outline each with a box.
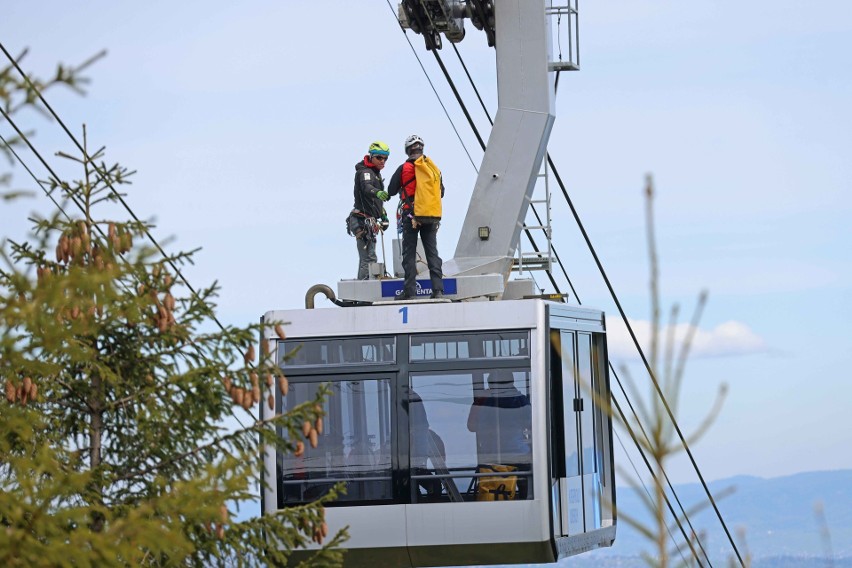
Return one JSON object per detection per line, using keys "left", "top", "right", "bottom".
{"left": 368, "top": 141, "right": 390, "bottom": 157}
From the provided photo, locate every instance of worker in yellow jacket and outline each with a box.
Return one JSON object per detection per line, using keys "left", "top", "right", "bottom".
{"left": 387, "top": 135, "right": 445, "bottom": 300}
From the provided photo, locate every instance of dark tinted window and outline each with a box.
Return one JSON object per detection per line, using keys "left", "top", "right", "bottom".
{"left": 278, "top": 379, "right": 393, "bottom": 505}
{"left": 409, "top": 368, "right": 533, "bottom": 503}
{"left": 279, "top": 336, "right": 396, "bottom": 367}
{"left": 410, "top": 331, "right": 529, "bottom": 362}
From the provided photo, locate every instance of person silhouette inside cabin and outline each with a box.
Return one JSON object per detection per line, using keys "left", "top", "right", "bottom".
{"left": 408, "top": 387, "right": 446, "bottom": 501}
{"left": 467, "top": 370, "right": 532, "bottom": 499}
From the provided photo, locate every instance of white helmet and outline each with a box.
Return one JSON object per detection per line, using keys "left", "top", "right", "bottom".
{"left": 404, "top": 134, "right": 424, "bottom": 153}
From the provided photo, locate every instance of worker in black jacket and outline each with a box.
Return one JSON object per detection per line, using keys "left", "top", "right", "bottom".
{"left": 349, "top": 141, "right": 391, "bottom": 280}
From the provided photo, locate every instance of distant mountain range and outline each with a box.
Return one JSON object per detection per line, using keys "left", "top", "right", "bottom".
{"left": 574, "top": 469, "right": 852, "bottom": 567}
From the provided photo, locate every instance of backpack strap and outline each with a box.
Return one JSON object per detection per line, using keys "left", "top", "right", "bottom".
{"left": 400, "top": 176, "right": 415, "bottom": 209}
{"left": 401, "top": 176, "right": 416, "bottom": 191}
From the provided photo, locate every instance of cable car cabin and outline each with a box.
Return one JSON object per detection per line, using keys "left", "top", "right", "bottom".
{"left": 260, "top": 299, "right": 616, "bottom": 567}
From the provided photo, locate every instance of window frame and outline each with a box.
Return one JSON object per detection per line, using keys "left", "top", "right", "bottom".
{"left": 274, "top": 329, "right": 533, "bottom": 507}
{"left": 275, "top": 370, "right": 401, "bottom": 508}
{"left": 408, "top": 366, "right": 534, "bottom": 504}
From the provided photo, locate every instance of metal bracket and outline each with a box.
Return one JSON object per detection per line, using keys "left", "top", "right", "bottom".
{"left": 399, "top": 0, "right": 467, "bottom": 50}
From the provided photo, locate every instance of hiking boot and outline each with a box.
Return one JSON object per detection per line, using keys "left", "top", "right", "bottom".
{"left": 395, "top": 292, "right": 415, "bottom": 301}
{"left": 430, "top": 291, "right": 444, "bottom": 299}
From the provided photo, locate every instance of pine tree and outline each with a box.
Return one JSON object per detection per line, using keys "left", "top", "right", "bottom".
{"left": 1, "top": 52, "right": 345, "bottom": 567}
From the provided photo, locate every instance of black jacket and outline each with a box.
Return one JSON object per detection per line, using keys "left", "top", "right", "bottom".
{"left": 353, "top": 158, "right": 385, "bottom": 219}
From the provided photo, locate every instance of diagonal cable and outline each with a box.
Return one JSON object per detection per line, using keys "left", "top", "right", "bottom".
{"left": 428, "top": 45, "right": 565, "bottom": 295}
{"left": 383, "top": 0, "right": 478, "bottom": 172}
{"left": 550, "top": 58, "right": 734, "bottom": 563}
{"left": 448, "top": 42, "right": 581, "bottom": 300}
{"left": 545, "top": 156, "right": 744, "bottom": 565}
{"left": 611, "top": 394, "right": 695, "bottom": 566}
{"left": 0, "top": 42, "right": 227, "bottom": 329}
{"left": 0, "top": 50, "right": 256, "bottom": 427}
{"left": 567, "top": 271, "right": 713, "bottom": 566}
{"left": 612, "top": 366, "right": 712, "bottom": 565}
{"left": 404, "top": 19, "right": 719, "bottom": 565}
{"left": 0, "top": 130, "right": 71, "bottom": 222}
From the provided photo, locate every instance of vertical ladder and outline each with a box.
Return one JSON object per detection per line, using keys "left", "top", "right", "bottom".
{"left": 513, "top": 159, "right": 554, "bottom": 275}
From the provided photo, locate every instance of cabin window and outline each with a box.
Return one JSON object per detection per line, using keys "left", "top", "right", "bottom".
{"left": 279, "top": 336, "right": 396, "bottom": 367}
{"left": 274, "top": 329, "right": 534, "bottom": 507}
{"left": 408, "top": 368, "right": 533, "bottom": 503}
{"left": 277, "top": 378, "right": 393, "bottom": 505}
{"left": 577, "top": 334, "right": 597, "bottom": 476}
{"left": 410, "top": 331, "right": 529, "bottom": 362}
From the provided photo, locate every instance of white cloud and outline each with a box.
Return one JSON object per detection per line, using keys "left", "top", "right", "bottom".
{"left": 606, "top": 317, "right": 767, "bottom": 360}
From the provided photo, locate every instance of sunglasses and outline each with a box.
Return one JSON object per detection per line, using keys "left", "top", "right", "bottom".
{"left": 372, "top": 155, "right": 388, "bottom": 162}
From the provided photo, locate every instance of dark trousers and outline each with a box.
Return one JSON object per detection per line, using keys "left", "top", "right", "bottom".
{"left": 356, "top": 234, "right": 377, "bottom": 280}
{"left": 401, "top": 220, "right": 443, "bottom": 296}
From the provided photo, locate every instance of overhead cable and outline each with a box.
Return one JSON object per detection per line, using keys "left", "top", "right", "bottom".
{"left": 611, "top": 394, "right": 697, "bottom": 566}
{"left": 427, "top": 46, "right": 565, "bottom": 295}
{"left": 547, "top": 54, "right": 737, "bottom": 564}
{"left": 384, "top": 0, "right": 565, "bottom": 295}
{"left": 545, "top": 156, "right": 744, "bottom": 566}
{"left": 0, "top": 129, "right": 71, "bottom": 222}
{"left": 447, "top": 44, "right": 581, "bottom": 301}
{"left": 383, "top": 0, "right": 479, "bottom": 172}
{"left": 0, "top": 42, "right": 256, "bottom": 427}
{"left": 404, "top": 22, "right": 722, "bottom": 565}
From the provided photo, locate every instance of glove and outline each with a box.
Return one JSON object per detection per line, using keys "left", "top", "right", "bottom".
{"left": 380, "top": 211, "right": 390, "bottom": 231}
{"left": 376, "top": 190, "right": 389, "bottom": 201}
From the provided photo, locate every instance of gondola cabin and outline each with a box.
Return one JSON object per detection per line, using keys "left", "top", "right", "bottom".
{"left": 260, "top": 299, "right": 616, "bottom": 566}
{"left": 261, "top": 0, "right": 616, "bottom": 564}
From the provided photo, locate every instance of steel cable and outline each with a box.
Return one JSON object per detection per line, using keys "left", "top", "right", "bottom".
{"left": 545, "top": 156, "right": 744, "bottom": 565}
{"left": 392, "top": 13, "right": 728, "bottom": 564}
{"left": 0, "top": 43, "right": 256, "bottom": 427}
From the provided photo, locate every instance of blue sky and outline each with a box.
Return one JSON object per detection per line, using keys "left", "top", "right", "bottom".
{"left": 3, "top": 0, "right": 850, "bottom": 507}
